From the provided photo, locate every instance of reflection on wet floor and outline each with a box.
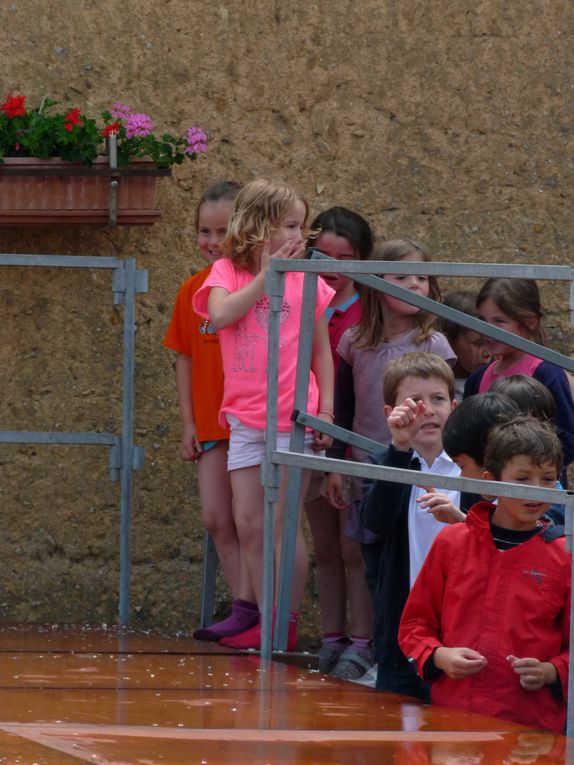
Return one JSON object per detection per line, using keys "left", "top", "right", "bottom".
{"left": 0, "top": 624, "right": 568, "bottom": 764}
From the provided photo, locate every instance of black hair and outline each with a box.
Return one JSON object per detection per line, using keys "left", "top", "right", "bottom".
{"left": 442, "top": 392, "right": 520, "bottom": 464}
{"left": 490, "top": 374, "right": 556, "bottom": 423}
{"left": 309, "top": 206, "right": 373, "bottom": 261}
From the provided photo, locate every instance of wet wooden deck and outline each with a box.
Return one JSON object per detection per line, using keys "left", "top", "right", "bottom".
{"left": 0, "top": 624, "right": 569, "bottom": 764}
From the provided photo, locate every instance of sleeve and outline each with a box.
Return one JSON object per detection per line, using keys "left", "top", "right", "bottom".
{"left": 163, "top": 278, "right": 196, "bottom": 356}
{"left": 427, "top": 331, "right": 457, "bottom": 367}
{"left": 547, "top": 554, "right": 571, "bottom": 697}
{"left": 360, "top": 445, "right": 414, "bottom": 536}
{"left": 327, "top": 358, "right": 355, "bottom": 460}
{"left": 398, "top": 531, "right": 451, "bottom": 678}
{"left": 535, "top": 364, "right": 574, "bottom": 468}
{"left": 192, "top": 259, "right": 235, "bottom": 319}
{"left": 336, "top": 327, "right": 354, "bottom": 365}
{"left": 315, "top": 277, "right": 336, "bottom": 317}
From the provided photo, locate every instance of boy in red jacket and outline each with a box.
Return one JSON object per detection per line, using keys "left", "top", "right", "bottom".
{"left": 399, "top": 417, "right": 569, "bottom": 733}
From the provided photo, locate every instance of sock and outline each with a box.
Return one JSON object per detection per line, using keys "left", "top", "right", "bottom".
{"left": 348, "top": 634, "right": 372, "bottom": 662}
{"left": 193, "top": 599, "right": 259, "bottom": 642}
{"left": 220, "top": 610, "right": 298, "bottom": 651}
{"left": 322, "top": 632, "right": 348, "bottom": 647}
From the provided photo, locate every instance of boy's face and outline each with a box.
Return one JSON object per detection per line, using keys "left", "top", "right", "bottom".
{"left": 388, "top": 375, "right": 455, "bottom": 459}
{"left": 486, "top": 455, "right": 558, "bottom": 531}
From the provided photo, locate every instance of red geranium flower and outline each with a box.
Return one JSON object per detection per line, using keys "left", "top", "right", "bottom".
{"left": 1, "top": 94, "right": 27, "bottom": 118}
{"left": 101, "top": 121, "right": 121, "bottom": 138}
{"left": 63, "top": 107, "right": 82, "bottom": 132}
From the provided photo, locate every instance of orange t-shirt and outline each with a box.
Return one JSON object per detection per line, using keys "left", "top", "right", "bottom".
{"left": 163, "top": 265, "right": 229, "bottom": 441}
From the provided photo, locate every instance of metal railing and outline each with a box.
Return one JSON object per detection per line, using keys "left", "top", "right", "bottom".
{"left": 261, "top": 252, "right": 574, "bottom": 737}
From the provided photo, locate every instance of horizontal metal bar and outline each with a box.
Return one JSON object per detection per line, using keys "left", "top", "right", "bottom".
{"left": 0, "top": 431, "right": 119, "bottom": 446}
{"left": 274, "top": 254, "right": 574, "bottom": 281}
{"left": 274, "top": 451, "right": 570, "bottom": 505}
{"left": 0, "top": 254, "right": 122, "bottom": 269}
{"left": 293, "top": 410, "right": 384, "bottom": 453}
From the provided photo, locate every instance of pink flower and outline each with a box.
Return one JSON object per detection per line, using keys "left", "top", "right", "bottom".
{"left": 125, "top": 112, "right": 152, "bottom": 138}
{"left": 185, "top": 126, "right": 208, "bottom": 154}
{"left": 110, "top": 102, "right": 131, "bottom": 121}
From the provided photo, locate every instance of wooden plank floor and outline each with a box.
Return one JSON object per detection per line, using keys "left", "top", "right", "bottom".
{"left": 0, "top": 624, "right": 569, "bottom": 764}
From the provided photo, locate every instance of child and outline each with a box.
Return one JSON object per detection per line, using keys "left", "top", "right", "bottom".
{"left": 192, "top": 178, "right": 335, "bottom": 651}
{"left": 399, "top": 417, "right": 570, "bottom": 734}
{"left": 464, "top": 277, "right": 574, "bottom": 477}
{"left": 360, "top": 352, "right": 472, "bottom": 698}
{"left": 439, "top": 290, "right": 491, "bottom": 399}
{"left": 302, "top": 206, "right": 375, "bottom": 679}
{"left": 327, "top": 241, "right": 456, "bottom": 632}
{"left": 163, "top": 180, "right": 259, "bottom": 641}
{"left": 444, "top": 386, "right": 565, "bottom": 527}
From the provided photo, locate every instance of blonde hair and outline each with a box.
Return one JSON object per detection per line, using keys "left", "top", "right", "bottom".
{"left": 222, "top": 178, "right": 308, "bottom": 273}
{"left": 383, "top": 352, "right": 455, "bottom": 408}
{"left": 352, "top": 239, "right": 441, "bottom": 349}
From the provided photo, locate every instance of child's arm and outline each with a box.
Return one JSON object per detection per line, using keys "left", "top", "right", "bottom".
{"left": 175, "top": 353, "right": 201, "bottom": 461}
{"left": 208, "top": 239, "right": 304, "bottom": 329}
{"left": 311, "top": 314, "right": 334, "bottom": 451}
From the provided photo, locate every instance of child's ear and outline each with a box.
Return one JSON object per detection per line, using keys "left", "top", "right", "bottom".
{"left": 483, "top": 469, "right": 495, "bottom": 482}
{"left": 383, "top": 404, "right": 392, "bottom": 418}
{"left": 450, "top": 398, "right": 457, "bottom": 412}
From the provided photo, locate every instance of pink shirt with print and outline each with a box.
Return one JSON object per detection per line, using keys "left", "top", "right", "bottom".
{"left": 193, "top": 258, "right": 334, "bottom": 431}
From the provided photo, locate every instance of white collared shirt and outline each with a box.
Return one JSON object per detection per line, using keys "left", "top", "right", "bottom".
{"left": 408, "top": 449, "right": 461, "bottom": 589}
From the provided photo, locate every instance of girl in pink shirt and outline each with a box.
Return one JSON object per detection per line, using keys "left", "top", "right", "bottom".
{"left": 193, "top": 179, "right": 335, "bottom": 650}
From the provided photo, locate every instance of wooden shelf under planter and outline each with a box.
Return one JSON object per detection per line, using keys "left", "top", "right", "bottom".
{"left": 0, "top": 157, "right": 171, "bottom": 226}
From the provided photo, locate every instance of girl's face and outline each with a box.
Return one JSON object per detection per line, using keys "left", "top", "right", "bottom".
{"left": 268, "top": 199, "right": 306, "bottom": 254}
{"left": 382, "top": 251, "right": 430, "bottom": 316}
{"left": 452, "top": 329, "right": 491, "bottom": 375}
{"left": 313, "top": 231, "right": 357, "bottom": 293}
{"left": 197, "top": 199, "right": 235, "bottom": 264}
{"left": 477, "top": 297, "right": 534, "bottom": 358}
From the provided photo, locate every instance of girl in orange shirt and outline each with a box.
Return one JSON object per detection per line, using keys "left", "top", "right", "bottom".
{"left": 164, "top": 180, "right": 258, "bottom": 640}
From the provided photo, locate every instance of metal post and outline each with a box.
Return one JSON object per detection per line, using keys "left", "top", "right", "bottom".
{"left": 108, "top": 133, "right": 118, "bottom": 229}
{"left": 260, "top": 267, "right": 285, "bottom": 661}
{"left": 274, "top": 271, "right": 318, "bottom": 650}
{"left": 199, "top": 532, "right": 219, "bottom": 628}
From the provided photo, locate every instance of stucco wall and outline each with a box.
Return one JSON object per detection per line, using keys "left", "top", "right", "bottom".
{"left": 1, "top": 1, "right": 573, "bottom": 635}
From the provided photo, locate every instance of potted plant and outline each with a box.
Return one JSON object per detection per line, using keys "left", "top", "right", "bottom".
{"left": 0, "top": 95, "right": 209, "bottom": 226}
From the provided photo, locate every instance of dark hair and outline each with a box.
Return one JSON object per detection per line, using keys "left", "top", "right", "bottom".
{"left": 309, "top": 206, "right": 374, "bottom": 261}
{"left": 484, "top": 417, "right": 562, "bottom": 480}
{"left": 354, "top": 239, "right": 441, "bottom": 349}
{"left": 439, "top": 290, "right": 479, "bottom": 345}
{"left": 195, "top": 179, "right": 243, "bottom": 231}
{"left": 476, "top": 278, "right": 547, "bottom": 345}
{"left": 442, "top": 392, "right": 520, "bottom": 464}
{"left": 383, "top": 352, "right": 455, "bottom": 407}
{"left": 490, "top": 375, "right": 556, "bottom": 422}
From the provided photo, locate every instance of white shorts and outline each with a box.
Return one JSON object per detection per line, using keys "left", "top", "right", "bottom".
{"left": 227, "top": 415, "right": 314, "bottom": 471}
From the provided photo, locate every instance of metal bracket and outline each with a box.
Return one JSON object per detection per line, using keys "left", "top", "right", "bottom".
{"left": 112, "top": 266, "right": 148, "bottom": 304}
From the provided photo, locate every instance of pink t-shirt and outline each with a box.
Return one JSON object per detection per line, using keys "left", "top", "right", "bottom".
{"left": 193, "top": 258, "right": 334, "bottom": 431}
{"left": 478, "top": 353, "right": 543, "bottom": 392}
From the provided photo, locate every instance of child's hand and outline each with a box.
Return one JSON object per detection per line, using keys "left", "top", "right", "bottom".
{"left": 326, "top": 473, "right": 347, "bottom": 510}
{"left": 260, "top": 238, "right": 305, "bottom": 272}
{"left": 417, "top": 487, "right": 466, "bottom": 524}
{"left": 387, "top": 397, "right": 426, "bottom": 451}
{"left": 312, "top": 412, "right": 333, "bottom": 452}
{"left": 181, "top": 423, "right": 201, "bottom": 461}
{"left": 433, "top": 646, "right": 487, "bottom": 678}
{"left": 507, "top": 655, "right": 557, "bottom": 690}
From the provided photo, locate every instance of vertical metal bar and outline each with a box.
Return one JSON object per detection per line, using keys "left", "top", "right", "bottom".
{"left": 566, "top": 492, "right": 574, "bottom": 738}
{"left": 199, "top": 532, "right": 218, "bottom": 627}
{"left": 274, "top": 272, "right": 318, "bottom": 650}
{"left": 118, "top": 258, "right": 137, "bottom": 625}
{"left": 108, "top": 133, "right": 118, "bottom": 229}
{"left": 261, "top": 266, "right": 285, "bottom": 661}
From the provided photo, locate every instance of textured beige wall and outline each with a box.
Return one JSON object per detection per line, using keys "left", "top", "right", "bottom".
{"left": 1, "top": 1, "right": 573, "bottom": 634}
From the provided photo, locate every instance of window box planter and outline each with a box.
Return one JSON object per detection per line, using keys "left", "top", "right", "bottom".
{"left": 0, "top": 156, "right": 171, "bottom": 226}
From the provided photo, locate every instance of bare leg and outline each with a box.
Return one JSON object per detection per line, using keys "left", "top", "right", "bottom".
{"left": 197, "top": 442, "right": 254, "bottom": 601}
{"left": 275, "top": 467, "right": 310, "bottom": 612}
{"left": 304, "top": 494, "right": 346, "bottom": 634}
{"left": 339, "top": 507, "right": 373, "bottom": 638}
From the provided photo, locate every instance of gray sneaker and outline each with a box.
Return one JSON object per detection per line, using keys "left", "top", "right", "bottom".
{"left": 329, "top": 647, "right": 372, "bottom": 681}
{"left": 317, "top": 642, "right": 347, "bottom": 674}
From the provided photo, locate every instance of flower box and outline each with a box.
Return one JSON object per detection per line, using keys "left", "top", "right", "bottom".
{"left": 0, "top": 156, "right": 171, "bottom": 226}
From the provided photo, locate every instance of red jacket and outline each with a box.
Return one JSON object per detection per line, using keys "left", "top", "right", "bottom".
{"left": 398, "top": 501, "right": 570, "bottom": 733}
